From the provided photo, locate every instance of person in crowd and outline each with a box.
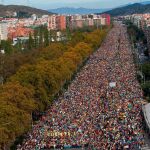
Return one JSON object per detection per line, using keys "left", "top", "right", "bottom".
{"left": 18, "top": 23, "right": 144, "bottom": 150}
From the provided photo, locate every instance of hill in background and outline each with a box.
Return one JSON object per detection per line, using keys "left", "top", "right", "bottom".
{"left": 48, "top": 7, "right": 109, "bottom": 15}
{"left": 0, "top": 5, "right": 52, "bottom": 17}
{"left": 141, "top": 1, "right": 150, "bottom": 5}
{"left": 103, "top": 3, "right": 150, "bottom": 16}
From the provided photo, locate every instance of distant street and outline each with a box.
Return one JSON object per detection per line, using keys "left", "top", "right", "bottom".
{"left": 18, "top": 24, "right": 144, "bottom": 150}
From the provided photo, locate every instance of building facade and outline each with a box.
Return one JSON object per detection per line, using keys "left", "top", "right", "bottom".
{"left": 48, "top": 15, "right": 57, "bottom": 30}
{"left": 56, "top": 15, "right": 66, "bottom": 30}
{"left": 0, "top": 22, "right": 8, "bottom": 41}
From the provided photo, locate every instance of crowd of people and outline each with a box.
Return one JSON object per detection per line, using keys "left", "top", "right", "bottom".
{"left": 17, "top": 23, "right": 145, "bottom": 150}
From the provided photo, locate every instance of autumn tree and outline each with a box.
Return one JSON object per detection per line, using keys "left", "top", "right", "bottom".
{"left": 0, "top": 26, "right": 109, "bottom": 148}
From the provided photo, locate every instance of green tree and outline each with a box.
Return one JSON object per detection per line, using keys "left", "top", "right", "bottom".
{"left": 28, "top": 33, "right": 34, "bottom": 50}
{"left": 0, "top": 40, "right": 14, "bottom": 54}
{"left": 142, "top": 63, "right": 150, "bottom": 80}
{"left": 44, "top": 27, "right": 49, "bottom": 47}
{"left": 34, "top": 30, "right": 38, "bottom": 48}
{"left": 141, "top": 82, "right": 150, "bottom": 101}
{"left": 39, "top": 26, "right": 44, "bottom": 48}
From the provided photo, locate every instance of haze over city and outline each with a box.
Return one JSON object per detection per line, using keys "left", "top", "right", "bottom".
{"left": 0, "top": 0, "right": 147, "bottom": 9}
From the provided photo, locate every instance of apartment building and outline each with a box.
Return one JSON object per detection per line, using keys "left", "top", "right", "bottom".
{"left": 88, "top": 18, "right": 94, "bottom": 26}
{"left": 0, "top": 22, "right": 8, "bottom": 41}
{"left": 56, "top": 15, "right": 66, "bottom": 30}
{"left": 101, "top": 14, "right": 111, "bottom": 26}
{"left": 48, "top": 15, "right": 57, "bottom": 30}
{"left": 0, "top": 13, "right": 111, "bottom": 41}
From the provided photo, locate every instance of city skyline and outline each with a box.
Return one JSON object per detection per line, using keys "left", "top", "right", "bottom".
{"left": 0, "top": 0, "right": 147, "bottom": 9}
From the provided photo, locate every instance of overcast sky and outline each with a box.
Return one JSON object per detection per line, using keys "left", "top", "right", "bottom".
{"left": 0, "top": 0, "right": 146, "bottom": 9}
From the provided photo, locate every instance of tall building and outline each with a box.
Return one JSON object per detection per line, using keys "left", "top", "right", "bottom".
{"left": 48, "top": 15, "right": 57, "bottom": 30}
{"left": 75, "top": 19, "right": 84, "bottom": 28}
{"left": 88, "top": 18, "right": 94, "bottom": 26}
{"left": 0, "top": 22, "right": 8, "bottom": 41}
{"left": 56, "top": 15, "right": 66, "bottom": 30}
{"left": 93, "top": 18, "right": 102, "bottom": 27}
{"left": 101, "top": 18, "right": 106, "bottom": 25}
{"left": 101, "top": 14, "right": 111, "bottom": 26}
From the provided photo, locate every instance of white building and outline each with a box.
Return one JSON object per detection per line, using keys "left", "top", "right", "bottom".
{"left": 31, "top": 14, "right": 37, "bottom": 21}
{"left": 101, "top": 18, "right": 106, "bottom": 25}
{"left": 0, "top": 22, "right": 8, "bottom": 41}
{"left": 48, "top": 15, "right": 57, "bottom": 30}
